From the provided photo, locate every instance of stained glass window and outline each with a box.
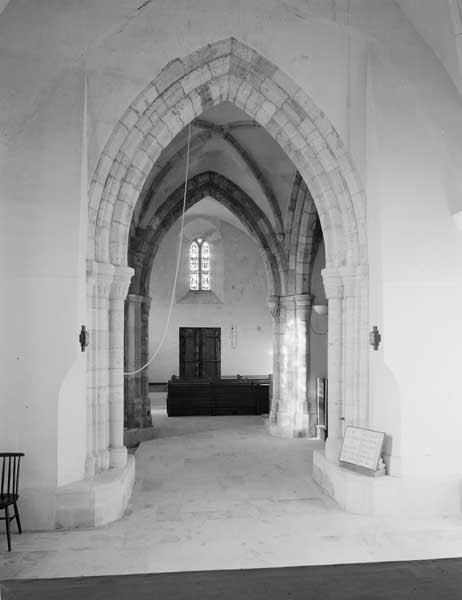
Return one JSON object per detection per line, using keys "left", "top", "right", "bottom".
{"left": 189, "top": 239, "right": 211, "bottom": 291}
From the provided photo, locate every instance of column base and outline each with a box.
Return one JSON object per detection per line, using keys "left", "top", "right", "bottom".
{"left": 55, "top": 455, "right": 135, "bottom": 529}
{"left": 85, "top": 454, "right": 97, "bottom": 478}
{"left": 268, "top": 421, "right": 309, "bottom": 438}
{"left": 97, "top": 448, "right": 110, "bottom": 471}
{"left": 110, "top": 445, "right": 128, "bottom": 468}
{"left": 124, "top": 426, "right": 156, "bottom": 448}
{"left": 142, "top": 409, "right": 153, "bottom": 428}
{"left": 325, "top": 436, "right": 343, "bottom": 461}
{"left": 268, "top": 410, "right": 309, "bottom": 438}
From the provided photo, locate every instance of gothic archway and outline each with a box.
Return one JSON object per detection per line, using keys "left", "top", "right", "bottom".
{"left": 86, "top": 37, "right": 369, "bottom": 478}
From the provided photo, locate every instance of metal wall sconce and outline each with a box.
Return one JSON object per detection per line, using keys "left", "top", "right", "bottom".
{"left": 311, "top": 303, "right": 328, "bottom": 335}
{"left": 79, "top": 325, "right": 89, "bottom": 352}
{"left": 312, "top": 304, "right": 328, "bottom": 316}
{"left": 369, "top": 325, "right": 381, "bottom": 351}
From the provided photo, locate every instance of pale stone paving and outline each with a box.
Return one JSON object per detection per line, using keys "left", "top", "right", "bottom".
{"left": 2, "top": 415, "right": 462, "bottom": 579}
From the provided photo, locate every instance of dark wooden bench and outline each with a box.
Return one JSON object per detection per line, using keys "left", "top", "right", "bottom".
{"left": 167, "top": 377, "right": 270, "bottom": 417}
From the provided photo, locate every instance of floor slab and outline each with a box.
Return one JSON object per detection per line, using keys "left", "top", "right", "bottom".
{"left": 2, "top": 410, "right": 462, "bottom": 579}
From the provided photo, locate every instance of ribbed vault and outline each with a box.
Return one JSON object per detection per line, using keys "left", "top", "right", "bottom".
{"left": 133, "top": 118, "right": 284, "bottom": 236}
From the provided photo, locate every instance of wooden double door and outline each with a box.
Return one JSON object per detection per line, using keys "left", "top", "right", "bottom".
{"left": 179, "top": 327, "right": 221, "bottom": 379}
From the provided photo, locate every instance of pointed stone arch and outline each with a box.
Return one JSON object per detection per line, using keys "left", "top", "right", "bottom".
{"left": 89, "top": 37, "right": 365, "bottom": 270}
{"left": 124, "top": 171, "right": 287, "bottom": 427}
{"left": 86, "top": 37, "right": 369, "bottom": 485}
{"left": 130, "top": 171, "right": 287, "bottom": 298}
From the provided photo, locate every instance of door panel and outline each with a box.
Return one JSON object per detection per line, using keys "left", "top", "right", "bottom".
{"left": 202, "top": 328, "right": 221, "bottom": 379}
{"left": 179, "top": 327, "right": 221, "bottom": 379}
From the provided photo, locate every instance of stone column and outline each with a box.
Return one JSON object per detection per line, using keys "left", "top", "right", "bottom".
{"left": 294, "top": 293, "right": 311, "bottom": 436}
{"left": 140, "top": 296, "right": 153, "bottom": 427}
{"left": 85, "top": 261, "right": 98, "bottom": 478}
{"left": 124, "top": 294, "right": 144, "bottom": 428}
{"left": 322, "top": 267, "right": 344, "bottom": 461}
{"left": 340, "top": 266, "right": 357, "bottom": 433}
{"left": 267, "top": 296, "right": 281, "bottom": 424}
{"left": 93, "top": 262, "right": 115, "bottom": 471}
{"left": 270, "top": 295, "right": 297, "bottom": 436}
{"left": 108, "top": 266, "right": 133, "bottom": 468}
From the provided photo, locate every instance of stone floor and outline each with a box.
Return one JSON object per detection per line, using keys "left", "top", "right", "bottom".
{"left": 2, "top": 402, "right": 462, "bottom": 580}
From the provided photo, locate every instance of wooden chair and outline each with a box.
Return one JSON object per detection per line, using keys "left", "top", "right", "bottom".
{"left": 0, "top": 453, "right": 24, "bottom": 551}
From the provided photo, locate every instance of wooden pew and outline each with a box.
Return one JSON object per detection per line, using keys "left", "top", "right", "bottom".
{"left": 167, "top": 376, "right": 270, "bottom": 416}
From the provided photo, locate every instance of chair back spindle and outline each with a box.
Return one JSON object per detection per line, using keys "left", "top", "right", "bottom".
{"left": 0, "top": 453, "right": 24, "bottom": 498}
{"left": 0, "top": 452, "right": 24, "bottom": 551}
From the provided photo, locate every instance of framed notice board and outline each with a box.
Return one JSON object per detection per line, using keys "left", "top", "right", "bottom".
{"left": 339, "top": 426, "right": 385, "bottom": 471}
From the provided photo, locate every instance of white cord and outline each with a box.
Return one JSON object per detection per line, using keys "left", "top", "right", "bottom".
{"left": 124, "top": 123, "right": 192, "bottom": 376}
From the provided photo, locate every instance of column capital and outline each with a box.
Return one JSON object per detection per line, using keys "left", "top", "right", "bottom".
{"left": 321, "top": 267, "right": 343, "bottom": 299}
{"left": 126, "top": 293, "right": 144, "bottom": 304}
{"left": 110, "top": 266, "right": 134, "bottom": 300}
{"left": 279, "top": 295, "right": 296, "bottom": 309}
{"left": 267, "top": 295, "right": 281, "bottom": 319}
{"left": 294, "top": 293, "right": 312, "bottom": 309}
{"left": 339, "top": 265, "right": 357, "bottom": 298}
{"left": 294, "top": 293, "right": 312, "bottom": 321}
{"left": 93, "top": 262, "right": 115, "bottom": 298}
{"left": 86, "top": 259, "right": 98, "bottom": 287}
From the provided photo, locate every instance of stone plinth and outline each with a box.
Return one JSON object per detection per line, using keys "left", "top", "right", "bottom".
{"left": 55, "top": 455, "right": 135, "bottom": 529}
{"left": 124, "top": 426, "right": 156, "bottom": 448}
{"left": 313, "top": 449, "right": 461, "bottom": 516}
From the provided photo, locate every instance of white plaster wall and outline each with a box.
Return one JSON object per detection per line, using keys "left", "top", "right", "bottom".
{"left": 148, "top": 218, "right": 272, "bottom": 381}
{"left": 0, "top": 63, "right": 87, "bottom": 528}
{"left": 366, "top": 45, "right": 462, "bottom": 480}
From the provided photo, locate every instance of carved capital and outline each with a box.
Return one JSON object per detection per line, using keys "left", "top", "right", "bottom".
{"left": 339, "top": 265, "right": 357, "bottom": 298}
{"left": 294, "top": 293, "right": 312, "bottom": 320}
{"left": 280, "top": 296, "right": 296, "bottom": 322}
{"left": 267, "top": 295, "right": 281, "bottom": 320}
{"left": 294, "top": 293, "right": 312, "bottom": 309}
{"left": 280, "top": 295, "right": 296, "bottom": 309}
{"left": 94, "top": 262, "right": 115, "bottom": 298}
{"left": 86, "top": 259, "right": 98, "bottom": 287}
{"left": 110, "top": 266, "right": 134, "bottom": 300}
{"left": 321, "top": 267, "right": 343, "bottom": 299}
{"left": 126, "top": 293, "right": 144, "bottom": 304}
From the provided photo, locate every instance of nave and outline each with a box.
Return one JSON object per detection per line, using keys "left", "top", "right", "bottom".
{"left": 2, "top": 402, "right": 462, "bottom": 580}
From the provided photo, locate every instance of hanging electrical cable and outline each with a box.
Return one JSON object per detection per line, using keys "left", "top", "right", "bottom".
{"left": 124, "top": 123, "right": 192, "bottom": 376}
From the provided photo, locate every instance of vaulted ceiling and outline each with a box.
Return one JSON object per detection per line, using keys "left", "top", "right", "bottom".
{"left": 132, "top": 101, "right": 297, "bottom": 236}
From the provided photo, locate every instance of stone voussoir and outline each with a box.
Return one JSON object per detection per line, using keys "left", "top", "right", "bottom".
{"left": 154, "top": 58, "right": 186, "bottom": 94}
{"left": 260, "top": 77, "right": 289, "bottom": 108}
{"left": 180, "top": 64, "right": 213, "bottom": 96}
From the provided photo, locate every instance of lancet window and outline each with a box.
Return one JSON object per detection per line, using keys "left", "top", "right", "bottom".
{"left": 189, "top": 238, "right": 211, "bottom": 291}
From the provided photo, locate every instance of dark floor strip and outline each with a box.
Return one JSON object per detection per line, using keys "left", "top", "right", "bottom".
{"left": 2, "top": 558, "right": 462, "bottom": 599}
